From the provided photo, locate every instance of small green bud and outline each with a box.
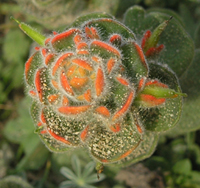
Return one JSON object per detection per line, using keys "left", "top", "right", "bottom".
{"left": 11, "top": 16, "right": 46, "bottom": 46}
{"left": 143, "top": 17, "right": 173, "bottom": 53}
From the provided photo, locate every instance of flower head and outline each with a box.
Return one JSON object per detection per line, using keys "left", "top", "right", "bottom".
{"left": 14, "top": 11, "right": 186, "bottom": 166}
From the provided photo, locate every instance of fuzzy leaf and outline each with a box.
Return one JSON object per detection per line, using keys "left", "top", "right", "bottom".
{"left": 178, "top": 3, "right": 196, "bottom": 39}
{"left": 68, "top": 12, "right": 113, "bottom": 29}
{"left": 124, "top": 5, "right": 194, "bottom": 77}
{"left": 166, "top": 49, "right": 200, "bottom": 136}
{"left": 146, "top": 8, "right": 184, "bottom": 27}
{"left": 138, "top": 63, "right": 182, "bottom": 132}
{"left": 120, "top": 131, "right": 159, "bottom": 166}
{"left": 20, "top": 7, "right": 187, "bottom": 167}
{"left": 84, "top": 18, "right": 136, "bottom": 41}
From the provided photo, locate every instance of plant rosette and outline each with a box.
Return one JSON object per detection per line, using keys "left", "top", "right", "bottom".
{"left": 13, "top": 6, "right": 188, "bottom": 169}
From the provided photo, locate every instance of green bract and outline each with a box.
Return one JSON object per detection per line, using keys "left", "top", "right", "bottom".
{"left": 16, "top": 6, "right": 190, "bottom": 168}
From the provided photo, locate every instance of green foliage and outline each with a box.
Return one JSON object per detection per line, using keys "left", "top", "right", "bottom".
{"left": 145, "top": 133, "right": 200, "bottom": 188}
{"left": 0, "top": 176, "right": 33, "bottom": 188}
{"left": 124, "top": 5, "right": 194, "bottom": 77}
{"left": 3, "top": 98, "right": 49, "bottom": 171}
{"left": 2, "top": 28, "right": 31, "bottom": 88}
{"left": 167, "top": 49, "right": 200, "bottom": 137}
{"left": 59, "top": 155, "right": 105, "bottom": 188}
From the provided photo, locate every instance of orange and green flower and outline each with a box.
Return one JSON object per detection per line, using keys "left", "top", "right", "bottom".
{"left": 14, "top": 8, "right": 187, "bottom": 167}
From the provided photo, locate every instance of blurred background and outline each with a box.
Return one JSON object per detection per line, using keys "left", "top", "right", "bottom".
{"left": 0, "top": 0, "right": 200, "bottom": 187}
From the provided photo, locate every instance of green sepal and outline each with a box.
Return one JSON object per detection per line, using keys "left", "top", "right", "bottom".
{"left": 11, "top": 17, "right": 46, "bottom": 46}
{"left": 143, "top": 17, "right": 172, "bottom": 53}
{"left": 137, "top": 63, "right": 183, "bottom": 132}
{"left": 141, "top": 85, "right": 187, "bottom": 98}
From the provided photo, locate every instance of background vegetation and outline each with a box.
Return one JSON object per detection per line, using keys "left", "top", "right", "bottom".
{"left": 0, "top": 0, "right": 200, "bottom": 187}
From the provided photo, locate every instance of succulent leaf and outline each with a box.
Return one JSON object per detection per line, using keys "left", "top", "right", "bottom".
{"left": 18, "top": 6, "right": 189, "bottom": 167}
{"left": 137, "top": 63, "right": 183, "bottom": 132}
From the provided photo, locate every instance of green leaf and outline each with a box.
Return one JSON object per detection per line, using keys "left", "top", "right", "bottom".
{"left": 3, "top": 28, "right": 31, "bottom": 63}
{"left": 0, "top": 142, "right": 14, "bottom": 178}
{"left": 166, "top": 49, "right": 200, "bottom": 136}
{"left": 0, "top": 81, "right": 7, "bottom": 103}
{"left": 0, "top": 176, "right": 33, "bottom": 188}
{"left": 144, "top": 156, "right": 170, "bottom": 171}
{"left": 3, "top": 98, "right": 34, "bottom": 143}
{"left": 51, "top": 150, "right": 90, "bottom": 174}
{"left": 146, "top": 8, "right": 185, "bottom": 27}
{"left": 86, "top": 173, "right": 105, "bottom": 184}
{"left": 3, "top": 97, "right": 49, "bottom": 171}
{"left": 194, "top": 23, "right": 200, "bottom": 48}
{"left": 115, "top": 0, "right": 142, "bottom": 17}
{"left": 84, "top": 18, "right": 136, "bottom": 41}
{"left": 173, "top": 159, "right": 192, "bottom": 175}
{"left": 11, "top": 17, "right": 46, "bottom": 46}
{"left": 67, "top": 12, "right": 114, "bottom": 29}
{"left": 10, "top": 63, "right": 24, "bottom": 88}
{"left": 138, "top": 63, "right": 182, "bottom": 132}
{"left": 59, "top": 180, "right": 76, "bottom": 188}
{"left": 123, "top": 5, "right": 145, "bottom": 34}
{"left": 119, "top": 131, "right": 159, "bottom": 166}
{"left": 178, "top": 3, "right": 196, "bottom": 39}
{"left": 82, "top": 161, "right": 95, "bottom": 178}
{"left": 124, "top": 5, "right": 194, "bottom": 77}
{"left": 16, "top": 135, "right": 49, "bottom": 171}
{"left": 82, "top": 184, "right": 97, "bottom": 188}
{"left": 190, "top": 171, "right": 200, "bottom": 183}
{"left": 121, "top": 42, "right": 148, "bottom": 85}
{"left": 71, "top": 155, "right": 81, "bottom": 178}
{"left": 187, "top": 143, "right": 200, "bottom": 166}
{"left": 60, "top": 167, "right": 77, "bottom": 182}
{"left": 30, "top": 100, "right": 70, "bottom": 153}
